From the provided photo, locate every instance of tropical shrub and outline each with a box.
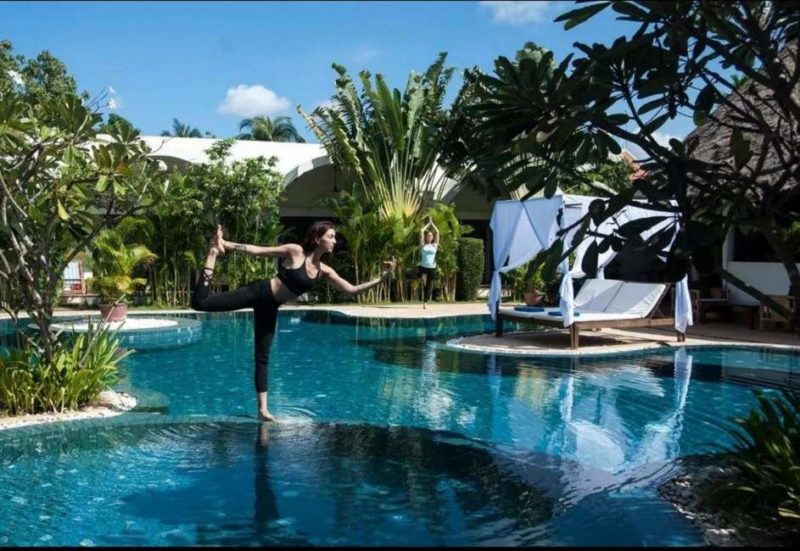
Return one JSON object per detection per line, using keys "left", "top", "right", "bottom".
{"left": 300, "top": 54, "right": 457, "bottom": 303}
{"left": 144, "top": 138, "right": 286, "bottom": 305}
{"left": 705, "top": 388, "right": 800, "bottom": 534}
{"left": 0, "top": 325, "right": 128, "bottom": 415}
{"left": 0, "top": 40, "right": 165, "bottom": 364}
{"left": 299, "top": 53, "right": 454, "bottom": 222}
{"left": 87, "top": 228, "right": 157, "bottom": 304}
{"left": 456, "top": 238, "right": 484, "bottom": 301}
{"left": 504, "top": 253, "right": 549, "bottom": 302}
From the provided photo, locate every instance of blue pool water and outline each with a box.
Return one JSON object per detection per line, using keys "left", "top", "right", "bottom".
{"left": 1, "top": 310, "right": 798, "bottom": 546}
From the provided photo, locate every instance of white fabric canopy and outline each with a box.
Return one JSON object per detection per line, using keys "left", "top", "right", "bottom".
{"left": 487, "top": 194, "right": 693, "bottom": 332}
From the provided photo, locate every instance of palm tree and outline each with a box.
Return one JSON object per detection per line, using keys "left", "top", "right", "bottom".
{"left": 237, "top": 115, "right": 306, "bottom": 142}
{"left": 161, "top": 118, "right": 203, "bottom": 137}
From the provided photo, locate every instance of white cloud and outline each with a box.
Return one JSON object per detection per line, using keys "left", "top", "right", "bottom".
{"left": 479, "top": 1, "right": 561, "bottom": 25}
{"left": 621, "top": 126, "right": 685, "bottom": 161}
{"left": 650, "top": 130, "right": 682, "bottom": 148}
{"left": 352, "top": 46, "right": 380, "bottom": 63}
{"left": 217, "top": 84, "right": 291, "bottom": 118}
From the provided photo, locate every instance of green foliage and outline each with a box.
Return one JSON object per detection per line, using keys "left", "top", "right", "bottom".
{"left": 450, "top": 1, "right": 800, "bottom": 322}
{"left": 0, "top": 39, "right": 87, "bottom": 107}
{"left": 170, "top": 139, "right": 286, "bottom": 289}
{"left": 504, "top": 253, "right": 549, "bottom": 301}
{"left": 301, "top": 54, "right": 463, "bottom": 303}
{"left": 0, "top": 41, "right": 166, "bottom": 362}
{"left": 298, "top": 53, "right": 454, "bottom": 221}
{"left": 0, "top": 325, "right": 127, "bottom": 415}
{"left": 142, "top": 138, "right": 286, "bottom": 303}
{"left": 456, "top": 237, "right": 484, "bottom": 301}
{"left": 86, "top": 228, "right": 157, "bottom": 304}
{"left": 705, "top": 389, "right": 800, "bottom": 531}
{"left": 98, "top": 113, "right": 139, "bottom": 135}
{"left": 783, "top": 222, "right": 800, "bottom": 262}
{"left": 579, "top": 158, "right": 634, "bottom": 194}
{"left": 237, "top": 115, "right": 305, "bottom": 142}
{"left": 320, "top": 196, "right": 470, "bottom": 304}
{"left": 423, "top": 203, "right": 472, "bottom": 301}
{"left": 322, "top": 191, "right": 396, "bottom": 303}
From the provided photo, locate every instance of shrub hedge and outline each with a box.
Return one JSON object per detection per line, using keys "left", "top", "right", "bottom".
{"left": 456, "top": 237, "right": 484, "bottom": 301}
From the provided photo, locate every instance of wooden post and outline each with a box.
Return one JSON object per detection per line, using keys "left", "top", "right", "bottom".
{"left": 677, "top": 331, "right": 685, "bottom": 342}
{"left": 570, "top": 324, "right": 579, "bottom": 349}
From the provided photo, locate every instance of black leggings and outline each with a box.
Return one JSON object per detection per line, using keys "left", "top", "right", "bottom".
{"left": 191, "top": 272, "right": 280, "bottom": 393}
{"left": 408, "top": 265, "right": 435, "bottom": 302}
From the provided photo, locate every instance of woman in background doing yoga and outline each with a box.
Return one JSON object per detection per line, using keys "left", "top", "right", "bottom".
{"left": 191, "top": 221, "right": 396, "bottom": 422}
{"left": 408, "top": 217, "right": 440, "bottom": 309}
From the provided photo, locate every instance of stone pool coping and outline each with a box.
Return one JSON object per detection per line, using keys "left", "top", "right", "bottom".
{"left": 0, "top": 390, "right": 137, "bottom": 432}
{"left": 447, "top": 325, "right": 800, "bottom": 357}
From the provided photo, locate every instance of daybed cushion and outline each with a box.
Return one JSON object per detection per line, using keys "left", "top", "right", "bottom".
{"left": 514, "top": 305, "right": 546, "bottom": 312}
{"left": 573, "top": 279, "right": 624, "bottom": 312}
{"left": 497, "top": 307, "right": 640, "bottom": 323}
{"left": 499, "top": 280, "right": 667, "bottom": 322}
{"left": 603, "top": 282, "right": 666, "bottom": 316}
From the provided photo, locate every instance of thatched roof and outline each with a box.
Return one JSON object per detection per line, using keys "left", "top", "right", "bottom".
{"left": 682, "top": 41, "right": 799, "bottom": 187}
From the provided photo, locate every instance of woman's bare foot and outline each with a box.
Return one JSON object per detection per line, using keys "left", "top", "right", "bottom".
{"left": 212, "top": 224, "right": 226, "bottom": 256}
{"left": 258, "top": 409, "right": 276, "bottom": 422}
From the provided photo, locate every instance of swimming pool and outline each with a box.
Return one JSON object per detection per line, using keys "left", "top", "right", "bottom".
{"left": 1, "top": 310, "right": 797, "bottom": 546}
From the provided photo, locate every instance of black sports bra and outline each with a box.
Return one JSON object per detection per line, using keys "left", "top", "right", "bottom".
{"left": 277, "top": 257, "right": 321, "bottom": 295}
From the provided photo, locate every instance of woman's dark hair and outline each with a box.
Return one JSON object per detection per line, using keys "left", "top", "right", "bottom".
{"left": 302, "top": 220, "right": 336, "bottom": 253}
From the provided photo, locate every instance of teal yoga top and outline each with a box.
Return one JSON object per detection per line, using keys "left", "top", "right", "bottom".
{"left": 419, "top": 244, "right": 438, "bottom": 269}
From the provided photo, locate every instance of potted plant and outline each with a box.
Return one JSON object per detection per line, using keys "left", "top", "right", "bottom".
{"left": 522, "top": 253, "right": 548, "bottom": 306}
{"left": 86, "top": 229, "right": 157, "bottom": 322}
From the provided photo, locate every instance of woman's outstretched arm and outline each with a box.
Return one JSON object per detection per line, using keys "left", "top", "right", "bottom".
{"left": 322, "top": 259, "right": 396, "bottom": 297}
{"left": 224, "top": 240, "right": 301, "bottom": 259}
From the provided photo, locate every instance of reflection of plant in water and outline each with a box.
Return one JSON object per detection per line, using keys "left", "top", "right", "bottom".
{"left": 513, "top": 369, "right": 552, "bottom": 414}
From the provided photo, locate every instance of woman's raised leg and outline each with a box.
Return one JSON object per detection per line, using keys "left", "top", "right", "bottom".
{"left": 191, "top": 246, "right": 266, "bottom": 312}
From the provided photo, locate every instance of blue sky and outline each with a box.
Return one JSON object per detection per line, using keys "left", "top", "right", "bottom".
{"left": 2, "top": 0, "right": 693, "bottom": 147}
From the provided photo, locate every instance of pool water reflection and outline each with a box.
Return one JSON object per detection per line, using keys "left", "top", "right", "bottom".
{"left": 0, "top": 310, "right": 796, "bottom": 546}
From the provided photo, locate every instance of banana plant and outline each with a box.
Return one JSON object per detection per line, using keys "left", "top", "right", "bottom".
{"left": 298, "top": 53, "right": 454, "bottom": 221}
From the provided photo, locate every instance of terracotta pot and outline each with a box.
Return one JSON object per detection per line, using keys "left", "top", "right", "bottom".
{"left": 523, "top": 292, "right": 543, "bottom": 306}
{"left": 99, "top": 303, "right": 128, "bottom": 322}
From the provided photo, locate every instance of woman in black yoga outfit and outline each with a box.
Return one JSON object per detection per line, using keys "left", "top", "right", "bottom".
{"left": 191, "top": 221, "right": 396, "bottom": 422}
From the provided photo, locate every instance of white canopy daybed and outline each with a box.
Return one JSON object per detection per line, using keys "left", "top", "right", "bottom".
{"left": 488, "top": 194, "right": 693, "bottom": 348}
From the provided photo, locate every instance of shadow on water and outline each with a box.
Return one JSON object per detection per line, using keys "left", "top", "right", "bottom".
{"left": 119, "top": 421, "right": 557, "bottom": 546}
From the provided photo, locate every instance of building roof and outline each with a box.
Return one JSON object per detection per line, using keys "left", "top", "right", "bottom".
{"left": 141, "top": 136, "right": 329, "bottom": 184}
{"left": 682, "top": 41, "right": 799, "bottom": 186}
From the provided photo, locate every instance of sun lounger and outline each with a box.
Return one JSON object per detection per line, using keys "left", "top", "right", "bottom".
{"left": 495, "top": 279, "right": 685, "bottom": 349}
